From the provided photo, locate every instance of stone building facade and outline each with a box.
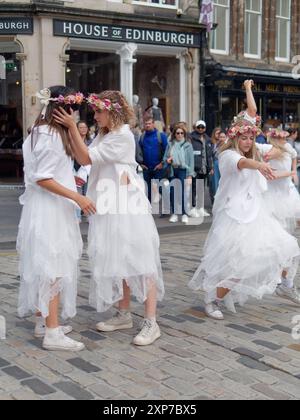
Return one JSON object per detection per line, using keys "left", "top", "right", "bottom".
{"left": 0, "top": 0, "right": 204, "bottom": 178}
{"left": 205, "top": 0, "right": 300, "bottom": 131}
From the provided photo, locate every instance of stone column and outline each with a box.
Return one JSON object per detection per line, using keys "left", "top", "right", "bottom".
{"left": 116, "top": 43, "right": 137, "bottom": 105}
{"left": 177, "top": 50, "right": 189, "bottom": 123}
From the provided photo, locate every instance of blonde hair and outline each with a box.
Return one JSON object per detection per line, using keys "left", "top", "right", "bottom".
{"left": 267, "top": 137, "right": 286, "bottom": 159}
{"left": 220, "top": 134, "right": 261, "bottom": 160}
{"left": 97, "top": 90, "right": 135, "bottom": 135}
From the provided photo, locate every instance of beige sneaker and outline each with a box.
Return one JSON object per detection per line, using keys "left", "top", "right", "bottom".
{"left": 96, "top": 310, "right": 133, "bottom": 332}
{"left": 205, "top": 303, "right": 224, "bottom": 320}
{"left": 133, "top": 319, "right": 161, "bottom": 346}
{"left": 276, "top": 285, "right": 300, "bottom": 305}
{"left": 42, "top": 327, "right": 85, "bottom": 352}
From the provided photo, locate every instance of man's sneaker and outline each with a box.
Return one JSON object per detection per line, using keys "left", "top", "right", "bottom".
{"left": 205, "top": 303, "right": 224, "bottom": 320}
{"left": 169, "top": 214, "right": 178, "bottom": 223}
{"left": 35, "top": 323, "right": 73, "bottom": 338}
{"left": 182, "top": 215, "right": 189, "bottom": 224}
{"left": 189, "top": 208, "right": 199, "bottom": 218}
{"left": 133, "top": 319, "right": 161, "bottom": 346}
{"left": 42, "top": 327, "right": 85, "bottom": 352}
{"left": 203, "top": 209, "right": 211, "bottom": 217}
{"left": 96, "top": 310, "right": 133, "bottom": 332}
{"left": 276, "top": 285, "right": 300, "bottom": 305}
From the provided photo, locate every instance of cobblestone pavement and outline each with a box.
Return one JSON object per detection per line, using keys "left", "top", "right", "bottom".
{"left": 0, "top": 224, "right": 300, "bottom": 401}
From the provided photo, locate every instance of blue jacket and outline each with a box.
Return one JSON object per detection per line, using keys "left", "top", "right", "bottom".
{"left": 256, "top": 134, "right": 267, "bottom": 144}
{"left": 139, "top": 129, "right": 168, "bottom": 170}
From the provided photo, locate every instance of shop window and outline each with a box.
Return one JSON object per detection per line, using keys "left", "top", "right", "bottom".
{"left": 66, "top": 50, "right": 120, "bottom": 126}
{"left": 210, "top": 0, "right": 230, "bottom": 55}
{"left": 276, "top": 0, "right": 291, "bottom": 62}
{"left": 244, "top": 0, "right": 262, "bottom": 59}
{"left": 133, "top": 56, "right": 180, "bottom": 130}
{"left": 285, "top": 99, "right": 300, "bottom": 130}
{"left": 266, "top": 98, "right": 284, "bottom": 128}
{"left": 132, "top": 0, "right": 178, "bottom": 9}
{"left": 0, "top": 44, "right": 23, "bottom": 178}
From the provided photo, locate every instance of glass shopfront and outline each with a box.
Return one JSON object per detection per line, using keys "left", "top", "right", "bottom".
{"left": 0, "top": 42, "right": 23, "bottom": 178}
{"left": 206, "top": 76, "right": 300, "bottom": 132}
{"left": 66, "top": 50, "right": 120, "bottom": 126}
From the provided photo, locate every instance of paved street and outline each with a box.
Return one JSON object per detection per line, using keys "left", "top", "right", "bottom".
{"left": 0, "top": 188, "right": 300, "bottom": 400}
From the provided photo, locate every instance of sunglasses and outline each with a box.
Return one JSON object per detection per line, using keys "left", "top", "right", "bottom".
{"left": 197, "top": 125, "right": 206, "bottom": 129}
{"left": 176, "top": 131, "right": 185, "bottom": 135}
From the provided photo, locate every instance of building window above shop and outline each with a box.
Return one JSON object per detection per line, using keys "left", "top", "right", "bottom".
{"left": 276, "top": 0, "right": 291, "bottom": 62}
{"left": 132, "top": 0, "right": 178, "bottom": 9}
{"left": 244, "top": 0, "right": 262, "bottom": 59}
{"left": 210, "top": 0, "right": 230, "bottom": 55}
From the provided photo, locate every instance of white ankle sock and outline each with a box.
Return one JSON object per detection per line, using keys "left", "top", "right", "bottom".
{"left": 282, "top": 277, "right": 294, "bottom": 289}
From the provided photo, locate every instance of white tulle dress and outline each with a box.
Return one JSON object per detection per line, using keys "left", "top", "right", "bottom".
{"left": 17, "top": 126, "right": 83, "bottom": 319}
{"left": 264, "top": 142, "right": 300, "bottom": 234}
{"left": 87, "top": 124, "right": 164, "bottom": 312}
{"left": 189, "top": 149, "right": 300, "bottom": 308}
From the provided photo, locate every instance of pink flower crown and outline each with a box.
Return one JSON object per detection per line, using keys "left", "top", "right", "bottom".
{"left": 53, "top": 93, "right": 85, "bottom": 105}
{"left": 227, "top": 121, "right": 261, "bottom": 140}
{"left": 87, "top": 94, "right": 122, "bottom": 113}
{"left": 267, "top": 128, "right": 289, "bottom": 139}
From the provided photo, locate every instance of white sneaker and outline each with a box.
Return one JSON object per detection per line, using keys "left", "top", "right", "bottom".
{"left": 276, "top": 285, "right": 300, "bottom": 305}
{"left": 96, "top": 310, "right": 133, "bottom": 332}
{"left": 169, "top": 214, "right": 178, "bottom": 223}
{"left": 181, "top": 215, "right": 189, "bottom": 224}
{"left": 203, "top": 209, "right": 211, "bottom": 217}
{"left": 42, "top": 327, "right": 85, "bottom": 352}
{"left": 205, "top": 303, "right": 224, "bottom": 320}
{"left": 133, "top": 319, "right": 161, "bottom": 346}
{"left": 34, "top": 318, "right": 73, "bottom": 338}
{"left": 189, "top": 208, "right": 199, "bottom": 218}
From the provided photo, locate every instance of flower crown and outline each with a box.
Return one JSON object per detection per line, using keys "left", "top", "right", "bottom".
{"left": 227, "top": 120, "right": 262, "bottom": 140}
{"left": 36, "top": 88, "right": 85, "bottom": 117}
{"left": 267, "top": 128, "right": 289, "bottom": 139}
{"left": 87, "top": 94, "right": 122, "bottom": 113}
{"left": 233, "top": 110, "right": 262, "bottom": 128}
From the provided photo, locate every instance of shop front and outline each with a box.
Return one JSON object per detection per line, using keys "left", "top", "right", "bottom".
{"left": 0, "top": 18, "right": 32, "bottom": 179}
{"left": 205, "top": 66, "right": 300, "bottom": 132}
{"left": 54, "top": 19, "right": 201, "bottom": 130}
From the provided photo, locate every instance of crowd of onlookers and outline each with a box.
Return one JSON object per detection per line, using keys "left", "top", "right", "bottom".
{"left": 72, "top": 116, "right": 300, "bottom": 225}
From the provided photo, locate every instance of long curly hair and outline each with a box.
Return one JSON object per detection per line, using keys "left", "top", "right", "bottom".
{"left": 96, "top": 91, "right": 135, "bottom": 136}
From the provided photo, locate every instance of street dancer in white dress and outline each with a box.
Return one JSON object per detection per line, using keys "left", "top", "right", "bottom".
{"left": 189, "top": 81, "right": 300, "bottom": 320}
{"left": 54, "top": 91, "right": 164, "bottom": 346}
{"left": 17, "top": 86, "right": 96, "bottom": 351}
{"left": 262, "top": 128, "right": 300, "bottom": 304}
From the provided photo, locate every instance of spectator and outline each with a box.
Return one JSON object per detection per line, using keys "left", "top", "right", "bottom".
{"left": 163, "top": 123, "right": 195, "bottom": 224}
{"left": 190, "top": 120, "right": 213, "bottom": 217}
{"left": 139, "top": 118, "right": 168, "bottom": 202}
{"left": 256, "top": 124, "right": 273, "bottom": 144}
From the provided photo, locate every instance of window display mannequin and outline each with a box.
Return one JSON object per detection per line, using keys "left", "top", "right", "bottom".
{"left": 147, "top": 97, "right": 165, "bottom": 132}
{"left": 133, "top": 94, "right": 144, "bottom": 131}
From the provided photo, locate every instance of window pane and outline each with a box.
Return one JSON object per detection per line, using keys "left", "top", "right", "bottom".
{"left": 245, "top": 0, "right": 251, "bottom": 11}
{"left": 280, "top": 0, "right": 290, "bottom": 18}
{"left": 245, "top": 12, "right": 260, "bottom": 55}
{"left": 251, "top": 0, "right": 261, "bottom": 12}
{"left": 277, "top": 19, "right": 288, "bottom": 58}
{"left": 211, "top": 3, "right": 228, "bottom": 52}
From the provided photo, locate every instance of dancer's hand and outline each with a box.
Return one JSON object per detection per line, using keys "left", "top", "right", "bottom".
{"left": 53, "top": 107, "right": 77, "bottom": 129}
{"left": 167, "top": 157, "right": 173, "bottom": 164}
{"left": 244, "top": 79, "right": 254, "bottom": 90}
{"left": 258, "top": 162, "right": 276, "bottom": 180}
{"left": 76, "top": 195, "right": 96, "bottom": 216}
